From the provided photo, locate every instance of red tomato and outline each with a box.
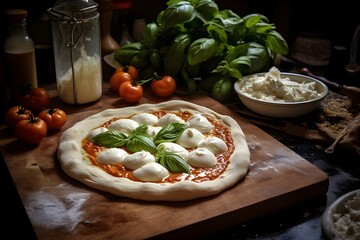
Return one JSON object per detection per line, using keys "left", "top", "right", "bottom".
{"left": 4, "top": 105, "right": 31, "bottom": 130}
{"left": 19, "top": 87, "right": 50, "bottom": 113}
{"left": 115, "top": 65, "right": 139, "bottom": 80}
{"left": 151, "top": 75, "right": 176, "bottom": 97}
{"left": 119, "top": 81, "right": 143, "bottom": 103}
{"left": 110, "top": 71, "right": 132, "bottom": 92}
{"left": 15, "top": 115, "right": 47, "bottom": 145}
{"left": 38, "top": 108, "right": 67, "bottom": 130}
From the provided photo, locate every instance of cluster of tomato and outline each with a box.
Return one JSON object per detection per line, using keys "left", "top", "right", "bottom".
{"left": 110, "top": 65, "right": 176, "bottom": 103}
{"left": 5, "top": 87, "right": 67, "bottom": 145}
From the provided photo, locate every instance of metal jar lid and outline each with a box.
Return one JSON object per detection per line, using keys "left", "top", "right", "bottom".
{"left": 48, "top": 0, "right": 98, "bottom": 22}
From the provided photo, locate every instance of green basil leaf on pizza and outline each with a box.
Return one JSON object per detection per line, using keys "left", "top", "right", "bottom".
{"left": 153, "top": 122, "right": 186, "bottom": 145}
{"left": 90, "top": 130, "right": 127, "bottom": 148}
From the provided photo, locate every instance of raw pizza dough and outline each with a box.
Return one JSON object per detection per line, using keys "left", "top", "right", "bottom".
{"left": 57, "top": 100, "right": 250, "bottom": 201}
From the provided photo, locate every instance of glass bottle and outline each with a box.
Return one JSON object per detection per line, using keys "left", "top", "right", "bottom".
{"left": 4, "top": 9, "right": 38, "bottom": 103}
{"left": 48, "top": 0, "right": 103, "bottom": 105}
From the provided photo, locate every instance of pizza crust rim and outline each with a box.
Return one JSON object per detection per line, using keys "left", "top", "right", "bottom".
{"left": 57, "top": 100, "right": 250, "bottom": 201}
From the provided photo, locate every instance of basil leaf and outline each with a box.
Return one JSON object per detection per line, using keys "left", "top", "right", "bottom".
{"left": 127, "top": 135, "right": 157, "bottom": 154}
{"left": 225, "top": 44, "right": 249, "bottom": 62}
{"left": 242, "top": 42, "right": 270, "bottom": 75}
{"left": 164, "top": 33, "right": 191, "bottom": 76}
{"left": 243, "top": 13, "right": 270, "bottom": 24}
{"left": 143, "top": 22, "right": 159, "bottom": 48}
{"left": 90, "top": 130, "right": 128, "bottom": 148}
{"left": 212, "top": 9, "right": 242, "bottom": 29}
{"left": 158, "top": 153, "right": 190, "bottom": 174}
{"left": 265, "top": 30, "right": 289, "bottom": 55}
{"left": 229, "top": 56, "right": 251, "bottom": 70}
{"left": 212, "top": 77, "right": 235, "bottom": 103}
{"left": 153, "top": 123, "right": 186, "bottom": 145}
{"left": 245, "top": 14, "right": 263, "bottom": 28}
{"left": 195, "top": 0, "right": 219, "bottom": 21}
{"left": 207, "top": 24, "right": 227, "bottom": 43}
{"left": 187, "top": 38, "right": 217, "bottom": 65}
{"left": 130, "top": 124, "right": 149, "bottom": 137}
{"left": 158, "top": 1, "right": 196, "bottom": 31}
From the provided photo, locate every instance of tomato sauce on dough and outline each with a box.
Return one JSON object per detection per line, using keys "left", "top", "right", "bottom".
{"left": 82, "top": 111, "right": 234, "bottom": 183}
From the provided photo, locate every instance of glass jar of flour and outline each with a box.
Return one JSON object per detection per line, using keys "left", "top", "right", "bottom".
{"left": 48, "top": 0, "right": 102, "bottom": 104}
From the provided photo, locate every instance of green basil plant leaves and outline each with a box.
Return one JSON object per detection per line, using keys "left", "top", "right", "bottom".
{"left": 114, "top": 0, "right": 289, "bottom": 102}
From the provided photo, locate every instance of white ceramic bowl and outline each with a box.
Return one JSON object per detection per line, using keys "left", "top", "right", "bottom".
{"left": 321, "top": 189, "right": 360, "bottom": 240}
{"left": 234, "top": 72, "right": 328, "bottom": 118}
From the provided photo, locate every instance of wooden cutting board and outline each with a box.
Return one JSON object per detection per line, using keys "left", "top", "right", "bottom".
{"left": 0, "top": 84, "right": 328, "bottom": 240}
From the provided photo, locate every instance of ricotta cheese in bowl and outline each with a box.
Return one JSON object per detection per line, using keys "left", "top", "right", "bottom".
{"left": 240, "top": 66, "right": 322, "bottom": 102}
{"left": 234, "top": 67, "right": 328, "bottom": 118}
{"left": 322, "top": 189, "right": 360, "bottom": 240}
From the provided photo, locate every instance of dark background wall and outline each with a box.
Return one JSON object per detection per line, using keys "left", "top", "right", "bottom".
{"left": 0, "top": 0, "right": 359, "bottom": 82}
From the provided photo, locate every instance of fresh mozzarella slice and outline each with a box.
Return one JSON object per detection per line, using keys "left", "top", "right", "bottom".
{"left": 146, "top": 126, "right": 162, "bottom": 138}
{"left": 108, "top": 119, "right": 139, "bottom": 135}
{"left": 131, "top": 113, "right": 158, "bottom": 125}
{"left": 157, "top": 113, "right": 185, "bottom": 126}
{"left": 186, "top": 113, "right": 213, "bottom": 133}
{"left": 133, "top": 162, "right": 169, "bottom": 182}
{"left": 122, "top": 150, "right": 155, "bottom": 170}
{"left": 187, "top": 148, "right": 217, "bottom": 168}
{"left": 97, "top": 148, "right": 128, "bottom": 165}
{"left": 86, "top": 127, "right": 108, "bottom": 139}
{"left": 199, "top": 136, "right": 228, "bottom": 155}
{"left": 176, "top": 128, "right": 204, "bottom": 148}
{"left": 158, "top": 142, "right": 189, "bottom": 159}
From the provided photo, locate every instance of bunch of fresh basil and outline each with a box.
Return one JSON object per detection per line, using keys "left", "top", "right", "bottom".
{"left": 114, "top": 0, "right": 288, "bottom": 102}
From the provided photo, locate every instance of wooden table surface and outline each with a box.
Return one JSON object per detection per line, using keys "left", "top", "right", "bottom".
{"left": 0, "top": 83, "right": 329, "bottom": 239}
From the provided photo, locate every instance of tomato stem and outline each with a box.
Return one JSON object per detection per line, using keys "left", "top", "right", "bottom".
{"left": 28, "top": 112, "right": 40, "bottom": 124}
{"left": 131, "top": 79, "right": 139, "bottom": 86}
{"left": 47, "top": 108, "right": 56, "bottom": 115}
{"left": 123, "top": 65, "right": 130, "bottom": 72}
{"left": 137, "top": 72, "right": 158, "bottom": 86}
{"left": 17, "top": 106, "right": 29, "bottom": 114}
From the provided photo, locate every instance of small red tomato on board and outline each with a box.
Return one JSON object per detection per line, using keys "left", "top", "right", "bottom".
{"left": 4, "top": 105, "right": 31, "bottom": 130}
{"left": 15, "top": 114, "right": 47, "bottom": 145}
{"left": 110, "top": 71, "right": 132, "bottom": 92}
{"left": 119, "top": 81, "right": 143, "bottom": 103}
{"left": 38, "top": 108, "right": 67, "bottom": 130}
{"left": 115, "top": 65, "right": 139, "bottom": 80}
{"left": 151, "top": 75, "right": 176, "bottom": 98}
{"left": 19, "top": 87, "right": 50, "bottom": 113}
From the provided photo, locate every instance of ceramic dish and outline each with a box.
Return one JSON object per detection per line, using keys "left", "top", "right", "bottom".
{"left": 321, "top": 189, "right": 360, "bottom": 240}
{"left": 234, "top": 72, "right": 328, "bottom": 118}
